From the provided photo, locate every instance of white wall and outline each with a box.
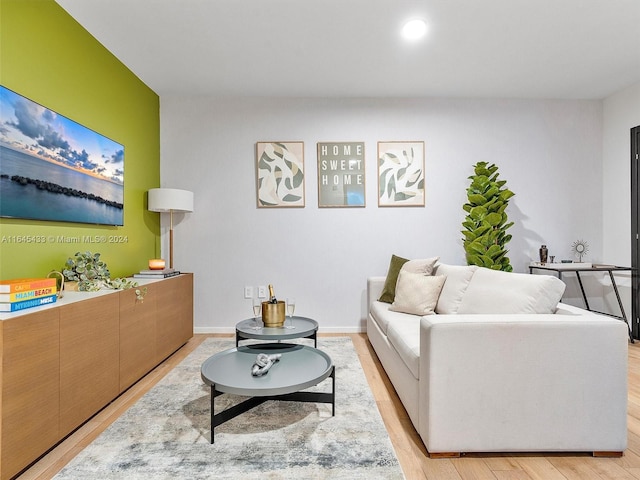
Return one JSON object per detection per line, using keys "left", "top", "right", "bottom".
{"left": 160, "top": 97, "right": 603, "bottom": 333}
{"left": 603, "top": 81, "right": 640, "bottom": 320}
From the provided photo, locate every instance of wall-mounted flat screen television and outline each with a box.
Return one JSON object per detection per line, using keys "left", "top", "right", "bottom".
{"left": 0, "top": 86, "right": 124, "bottom": 226}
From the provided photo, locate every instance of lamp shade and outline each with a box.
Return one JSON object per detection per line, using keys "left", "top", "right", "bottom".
{"left": 148, "top": 188, "right": 194, "bottom": 213}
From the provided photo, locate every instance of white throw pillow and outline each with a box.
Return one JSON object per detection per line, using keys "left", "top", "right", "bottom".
{"left": 457, "top": 267, "right": 566, "bottom": 314}
{"left": 389, "top": 271, "right": 446, "bottom": 316}
{"left": 401, "top": 257, "right": 439, "bottom": 275}
{"left": 434, "top": 264, "right": 478, "bottom": 314}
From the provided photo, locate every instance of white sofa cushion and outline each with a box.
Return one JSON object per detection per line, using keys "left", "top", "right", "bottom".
{"left": 390, "top": 271, "right": 445, "bottom": 316}
{"left": 370, "top": 300, "right": 419, "bottom": 336}
{"left": 458, "top": 267, "right": 566, "bottom": 314}
{"left": 387, "top": 319, "right": 421, "bottom": 380}
{"left": 434, "top": 264, "right": 478, "bottom": 314}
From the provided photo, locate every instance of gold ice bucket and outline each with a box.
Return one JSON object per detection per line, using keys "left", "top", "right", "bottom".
{"left": 262, "top": 301, "right": 285, "bottom": 327}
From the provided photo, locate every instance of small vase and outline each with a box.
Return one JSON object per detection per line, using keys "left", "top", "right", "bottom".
{"left": 539, "top": 245, "right": 548, "bottom": 264}
{"left": 65, "top": 281, "right": 79, "bottom": 291}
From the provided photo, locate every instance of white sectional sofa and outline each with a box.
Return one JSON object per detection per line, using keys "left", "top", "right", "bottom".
{"left": 367, "top": 258, "right": 628, "bottom": 457}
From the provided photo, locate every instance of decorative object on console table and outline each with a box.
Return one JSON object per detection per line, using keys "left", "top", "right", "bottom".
{"left": 62, "top": 251, "right": 141, "bottom": 293}
{"left": 317, "top": 141, "right": 365, "bottom": 207}
{"left": 0, "top": 277, "right": 56, "bottom": 294}
{"left": 133, "top": 268, "right": 180, "bottom": 279}
{"left": 539, "top": 245, "right": 548, "bottom": 264}
{"left": 0, "top": 284, "right": 56, "bottom": 303}
{"left": 0, "top": 277, "right": 58, "bottom": 311}
{"left": 256, "top": 142, "right": 305, "bottom": 208}
{"left": 571, "top": 239, "right": 589, "bottom": 262}
{"left": 148, "top": 188, "right": 194, "bottom": 269}
{"left": 47, "top": 270, "right": 65, "bottom": 298}
{"left": 0, "top": 294, "right": 57, "bottom": 312}
{"left": 377, "top": 141, "right": 425, "bottom": 207}
{"left": 148, "top": 258, "right": 166, "bottom": 270}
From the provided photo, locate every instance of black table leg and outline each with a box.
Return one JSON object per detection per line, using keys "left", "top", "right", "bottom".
{"left": 575, "top": 271, "right": 591, "bottom": 311}
{"left": 608, "top": 271, "right": 635, "bottom": 343}
{"left": 331, "top": 366, "right": 335, "bottom": 416}
{"left": 209, "top": 367, "right": 335, "bottom": 443}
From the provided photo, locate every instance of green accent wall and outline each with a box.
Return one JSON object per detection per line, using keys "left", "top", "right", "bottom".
{"left": 0, "top": 0, "right": 160, "bottom": 279}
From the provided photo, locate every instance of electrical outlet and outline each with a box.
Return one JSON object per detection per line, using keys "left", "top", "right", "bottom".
{"left": 258, "top": 285, "right": 267, "bottom": 299}
{"left": 243, "top": 286, "right": 253, "bottom": 299}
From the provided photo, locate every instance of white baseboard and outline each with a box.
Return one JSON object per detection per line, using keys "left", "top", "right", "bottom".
{"left": 193, "top": 326, "right": 365, "bottom": 334}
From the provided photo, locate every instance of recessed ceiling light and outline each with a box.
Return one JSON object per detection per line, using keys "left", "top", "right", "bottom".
{"left": 402, "top": 18, "right": 427, "bottom": 41}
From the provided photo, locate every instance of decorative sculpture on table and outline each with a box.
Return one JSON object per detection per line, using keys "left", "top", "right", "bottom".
{"left": 47, "top": 270, "right": 65, "bottom": 298}
{"left": 251, "top": 353, "right": 282, "bottom": 377}
{"left": 539, "top": 245, "right": 548, "bottom": 264}
{"left": 571, "top": 239, "right": 589, "bottom": 262}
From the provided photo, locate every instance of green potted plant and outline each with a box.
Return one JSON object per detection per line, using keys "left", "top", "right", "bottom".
{"left": 63, "top": 251, "right": 110, "bottom": 291}
{"left": 461, "top": 162, "right": 515, "bottom": 271}
{"left": 63, "top": 251, "right": 145, "bottom": 300}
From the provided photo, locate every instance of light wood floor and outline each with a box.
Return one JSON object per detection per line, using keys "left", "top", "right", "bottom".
{"left": 15, "top": 334, "right": 640, "bottom": 480}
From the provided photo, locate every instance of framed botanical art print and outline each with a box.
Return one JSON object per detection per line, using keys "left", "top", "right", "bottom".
{"left": 317, "top": 141, "right": 365, "bottom": 207}
{"left": 378, "top": 141, "right": 425, "bottom": 207}
{"left": 256, "top": 141, "right": 305, "bottom": 208}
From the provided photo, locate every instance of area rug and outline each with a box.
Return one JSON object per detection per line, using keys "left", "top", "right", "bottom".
{"left": 54, "top": 337, "right": 404, "bottom": 479}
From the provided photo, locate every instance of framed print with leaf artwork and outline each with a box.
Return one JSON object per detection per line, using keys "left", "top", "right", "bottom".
{"left": 317, "top": 141, "right": 365, "bottom": 207}
{"left": 378, "top": 141, "right": 425, "bottom": 207}
{"left": 256, "top": 142, "right": 305, "bottom": 208}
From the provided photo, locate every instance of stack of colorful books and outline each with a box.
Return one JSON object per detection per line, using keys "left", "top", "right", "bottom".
{"left": 0, "top": 277, "right": 58, "bottom": 312}
{"left": 132, "top": 268, "right": 181, "bottom": 279}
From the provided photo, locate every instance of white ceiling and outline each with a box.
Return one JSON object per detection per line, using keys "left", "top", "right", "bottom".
{"left": 55, "top": 0, "right": 640, "bottom": 99}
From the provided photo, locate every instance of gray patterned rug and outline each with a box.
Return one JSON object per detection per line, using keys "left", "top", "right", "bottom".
{"left": 54, "top": 337, "right": 404, "bottom": 479}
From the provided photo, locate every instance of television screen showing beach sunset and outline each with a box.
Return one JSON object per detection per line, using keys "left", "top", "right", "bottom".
{"left": 0, "top": 86, "right": 124, "bottom": 226}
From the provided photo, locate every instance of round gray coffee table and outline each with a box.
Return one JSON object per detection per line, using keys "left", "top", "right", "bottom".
{"left": 201, "top": 343, "right": 334, "bottom": 443}
{"left": 235, "top": 315, "right": 319, "bottom": 347}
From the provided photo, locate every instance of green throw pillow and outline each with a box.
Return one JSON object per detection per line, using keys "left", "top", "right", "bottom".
{"left": 379, "top": 254, "right": 409, "bottom": 303}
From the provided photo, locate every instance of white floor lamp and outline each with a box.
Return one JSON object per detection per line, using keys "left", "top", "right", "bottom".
{"left": 148, "top": 188, "right": 194, "bottom": 269}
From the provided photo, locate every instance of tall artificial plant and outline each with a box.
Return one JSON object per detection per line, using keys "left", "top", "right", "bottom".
{"left": 462, "top": 162, "right": 515, "bottom": 271}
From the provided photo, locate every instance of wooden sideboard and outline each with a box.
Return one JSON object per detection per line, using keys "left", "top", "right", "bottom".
{"left": 0, "top": 273, "right": 193, "bottom": 480}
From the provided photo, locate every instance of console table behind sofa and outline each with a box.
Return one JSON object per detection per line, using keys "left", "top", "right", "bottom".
{"left": 529, "top": 263, "right": 634, "bottom": 342}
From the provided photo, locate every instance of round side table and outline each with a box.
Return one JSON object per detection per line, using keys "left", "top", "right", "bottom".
{"left": 235, "top": 315, "right": 318, "bottom": 347}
